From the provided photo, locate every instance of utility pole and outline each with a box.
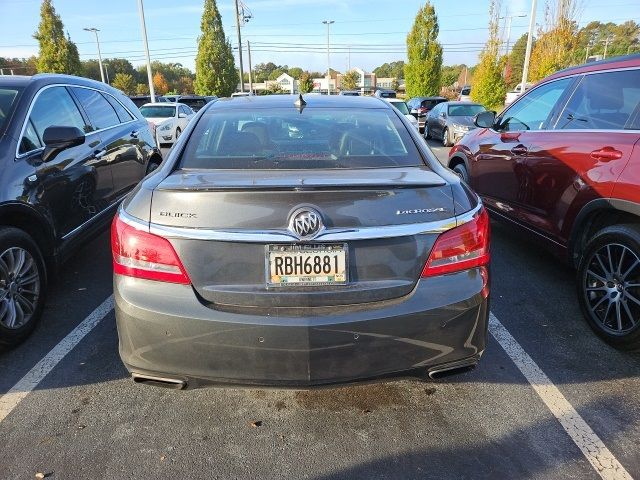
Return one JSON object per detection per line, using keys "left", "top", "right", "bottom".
{"left": 520, "top": 0, "right": 537, "bottom": 94}
{"left": 323, "top": 20, "right": 334, "bottom": 95}
{"left": 500, "top": 14, "right": 527, "bottom": 56}
{"left": 247, "top": 40, "right": 253, "bottom": 95}
{"left": 234, "top": 0, "right": 244, "bottom": 93}
{"left": 137, "top": 0, "right": 155, "bottom": 102}
{"left": 83, "top": 27, "right": 105, "bottom": 83}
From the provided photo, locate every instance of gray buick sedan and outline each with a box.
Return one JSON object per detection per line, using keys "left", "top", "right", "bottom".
{"left": 112, "top": 94, "right": 490, "bottom": 389}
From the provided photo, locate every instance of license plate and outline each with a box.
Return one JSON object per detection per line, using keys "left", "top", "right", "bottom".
{"left": 267, "top": 244, "right": 347, "bottom": 286}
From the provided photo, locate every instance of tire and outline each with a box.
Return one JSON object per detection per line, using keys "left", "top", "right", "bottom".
{"left": 0, "top": 228, "right": 46, "bottom": 348}
{"left": 452, "top": 163, "right": 469, "bottom": 183}
{"left": 424, "top": 123, "right": 431, "bottom": 140}
{"left": 442, "top": 127, "right": 452, "bottom": 147}
{"left": 175, "top": 127, "right": 181, "bottom": 140}
{"left": 577, "top": 224, "right": 640, "bottom": 350}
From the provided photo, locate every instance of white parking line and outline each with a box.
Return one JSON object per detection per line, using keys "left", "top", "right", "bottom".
{"left": 489, "top": 313, "right": 633, "bottom": 480}
{"left": 0, "top": 300, "right": 633, "bottom": 480}
{"left": 0, "top": 295, "right": 114, "bottom": 423}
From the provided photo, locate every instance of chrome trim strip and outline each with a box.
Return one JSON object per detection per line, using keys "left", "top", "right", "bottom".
{"left": 60, "top": 194, "right": 128, "bottom": 240}
{"left": 142, "top": 204, "right": 483, "bottom": 243}
{"left": 15, "top": 83, "right": 138, "bottom": 159}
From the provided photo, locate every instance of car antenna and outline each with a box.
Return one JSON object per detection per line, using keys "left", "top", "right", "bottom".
{"left": 294, "top": 93, "right": 306, "bottom": 114}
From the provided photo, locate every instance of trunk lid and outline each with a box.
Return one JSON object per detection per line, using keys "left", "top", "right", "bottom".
{"left": 150, "top": 167, "right": 455, "bottom": 310}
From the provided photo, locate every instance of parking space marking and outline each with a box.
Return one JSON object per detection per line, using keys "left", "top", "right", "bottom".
{"left": 0, "top": 295, "right": 114, "bottom": 424}
{"left": 489, "top": 313, "right": 633, "bottom": 480}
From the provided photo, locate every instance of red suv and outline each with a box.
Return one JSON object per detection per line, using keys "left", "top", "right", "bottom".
{"left": 448, "top": 54, "right": 640, "bottom": 349}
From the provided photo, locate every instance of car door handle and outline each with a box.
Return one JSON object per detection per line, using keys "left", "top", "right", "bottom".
{"left": 510, "top": 144, "right": 528, "bottom": 156}
{"left": 94, "top": 149, "right": 107, "bottom": 160}
{"left": 590, "top": 147, "right": 623, "bottom": 161}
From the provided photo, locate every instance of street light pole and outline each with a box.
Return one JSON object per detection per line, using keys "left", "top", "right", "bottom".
{"left": 323, "top": 20, "right": 334, "bottom": 95}
{"left": 83, "top": 27, "right": 105, "bottom": 83}
{"left": 520, "top": 0, "right": 537, "bottom": 94}
{"left": 499, "top": 14, "right": 526, "bottom": 56}
{"left": 235, "top": 0, "right": 245, "bottom": 93}
{"left": 137, "top": 0, "right": 155, "bottom": 102}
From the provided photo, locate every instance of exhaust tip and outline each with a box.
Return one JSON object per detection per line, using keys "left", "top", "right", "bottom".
{"left": 132, "top": 373, "right": 187, "bottom": 389}
{"left": 428, "top": 362, "right": 477, "bottom": 380}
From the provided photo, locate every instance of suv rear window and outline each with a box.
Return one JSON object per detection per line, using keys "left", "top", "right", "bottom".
{"left": 180, "top": 108, "right": 424, "bottom": 170}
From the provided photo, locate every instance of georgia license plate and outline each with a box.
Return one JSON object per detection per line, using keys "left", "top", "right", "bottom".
{"left": 267, "top": 244, "right": 347, "bottom": 286}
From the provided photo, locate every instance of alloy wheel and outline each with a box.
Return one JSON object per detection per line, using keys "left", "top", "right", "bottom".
{"left": 0, "top": 247, "right": 41, "bottom": 329}
{"left": 583, "top": 243, "right": 640, "bottom": 335}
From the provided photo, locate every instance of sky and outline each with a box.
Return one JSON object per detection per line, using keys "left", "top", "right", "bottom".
{"left": 0, "top": 0, "right": 639, "bottom": 75}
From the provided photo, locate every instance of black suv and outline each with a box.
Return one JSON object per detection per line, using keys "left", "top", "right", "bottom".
{"left": 406, "top": 96, "right": 447, "bottom": 132}
{"left": 0, "top": 74, "right": 162, "bottom": 347}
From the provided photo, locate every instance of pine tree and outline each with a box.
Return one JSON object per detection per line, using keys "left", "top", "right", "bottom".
{"left": 404, "top": 2, "right": 442, "bottom": 97}
{"left": 194, "top": 0, "right": 238, "bottom": 96}
{"left": 471, "top": 0, "right": 506, "bottom": 110}
{"left": 33, "top": 0, "right": 82, "bottom": 75}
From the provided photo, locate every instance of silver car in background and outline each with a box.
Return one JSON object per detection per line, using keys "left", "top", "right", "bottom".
{"left": 112, "top": 95, "right": 490, "bottom": 388}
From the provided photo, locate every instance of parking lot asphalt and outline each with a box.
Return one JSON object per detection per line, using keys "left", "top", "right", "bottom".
{"left": 0, "top": 141, "right": 638, "bottom": 480}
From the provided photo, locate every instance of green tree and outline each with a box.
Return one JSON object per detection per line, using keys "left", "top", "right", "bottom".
{"left": 135, "top": 83, "right": 149, "bottom": 95}
{"left": 298, "top": 72, "right": 314, "bottom": 93}
{"left": 471, "top": 0, "right": 506, "bottom": 110}
{"left": 373, "top": 61, "right": 405, "bottom": 79}
{"left": 112, "top": 73, "right": 136, "bottom": 95}
{"left": 341, "top": 70, "right": 360, "bottom": 90}
{"left": 391, "top": 78, "right": 400, "bottom": 91}
{"left": 33, "top": 0, "right": 82, "bottom": 75}
{"left": 194, "top": 0, "right": 238, "bottom": 96}
{"left": 529, "top": 0, "right": 579, "bottom": 81}
{"left": 288, "top": 67, "right": 303, "bottom": 79}
{"left": 404, "top": 2, "right": 443, "bottom": 97}
{"left": 268, "top": 68, "right": 286, "bottom": 81}
{"left": 506, "top": 34, "right": 530, "bottom": 89}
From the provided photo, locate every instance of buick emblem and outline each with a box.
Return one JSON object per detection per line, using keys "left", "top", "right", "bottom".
{"left": 289, "top": 207, "right": 323, "bottom": 239}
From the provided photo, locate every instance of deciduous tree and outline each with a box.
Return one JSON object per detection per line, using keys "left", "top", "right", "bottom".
{"left": 153, "top": 71, "right": 169, "bottom": 95}
{"left": 112, "top": 73, "right": 136, "bottom": 95}
{"left": 194, "top": 0, "right": 238, "bottom": 96}
{"left": 298, "top": 72, "right": 314, "bottom": 93}
{"left": 341, "top": 70, "right": 360, "bottom": 91}
{"left": 471, "top": 0, "right": 506, "bottom": 110}
{"left": 404, "top": 2, "right": 442, "bottom": 97}
{"left": 33, "top": 0, "right": 82, "bottom": 75}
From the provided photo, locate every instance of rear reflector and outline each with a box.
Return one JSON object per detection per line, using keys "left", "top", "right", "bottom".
{"left": 422, "top": 208, "right": 490, "bottom": 277}
{"left": 111, "top": 214, "right": 190, "bottom": 285}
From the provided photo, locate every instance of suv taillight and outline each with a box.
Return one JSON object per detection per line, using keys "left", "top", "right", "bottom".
{"left": 422, "top": 208, "right": 490, "bottom": 277}
{"left": 111, "top": 214, "right": 190, "bottom": 285}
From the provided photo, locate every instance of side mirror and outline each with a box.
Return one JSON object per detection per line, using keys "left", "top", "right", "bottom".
{"left": 178, "top": 113, "right": 187, "bottom": 118}
{"left": 474, "top": 110, "right": 497, "bottom": 129}
{"left": 439, "top": 111, "right": 446, "bottom": 118}
{"left": 42, "top": 126, "right": 85, "bottom": 162}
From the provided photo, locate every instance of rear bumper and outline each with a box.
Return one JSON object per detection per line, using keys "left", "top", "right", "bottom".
{"left": 115, "top": 269, "right": 489, "bottom": 388}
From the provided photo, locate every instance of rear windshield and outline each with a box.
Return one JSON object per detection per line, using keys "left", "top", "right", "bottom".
{"left": 389, "top": 101, "right": 409, "bottom": 115}
{"left": 448, "top": 104, "right": 485, "bottom": 116}
{"left": 140, "top": 105, "right": 175, "bottom": 118}
{"left": 180, "top": 98, "right": 207, "bottom": 110}
{"left": 180, "top": 107, "right": 424, "bottom": 170}
{"left": 0, "top": 87, "right": 21, "bottom": 133}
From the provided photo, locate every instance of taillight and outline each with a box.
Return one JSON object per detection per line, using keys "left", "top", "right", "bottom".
{"left": 111, "top": 214, "right": 191, "bottom": 285}
{"left": 421, "top": 208, "right": 490, "bottom": 277}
